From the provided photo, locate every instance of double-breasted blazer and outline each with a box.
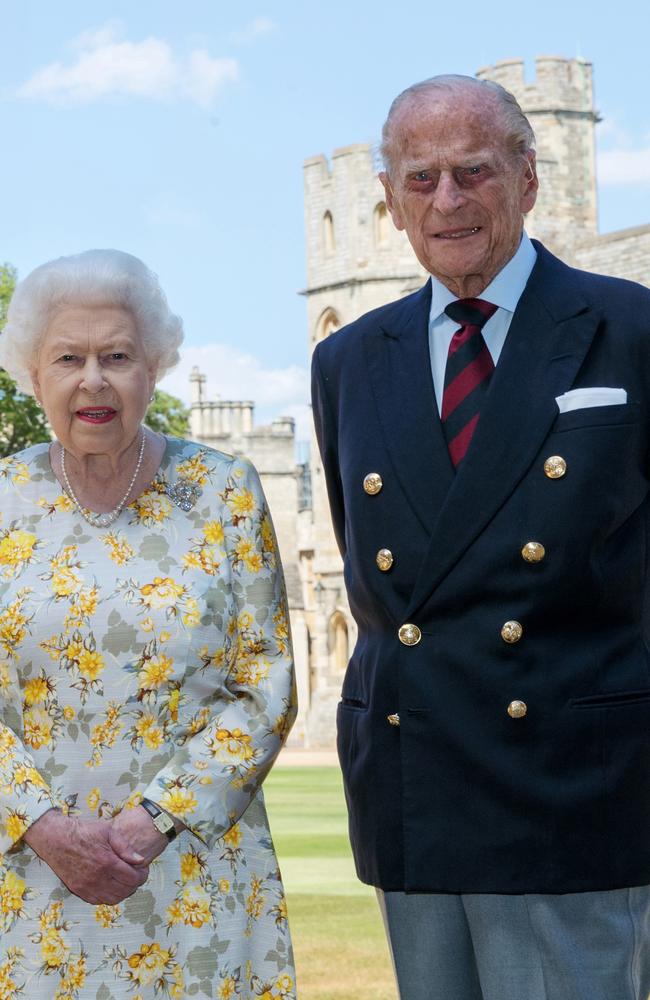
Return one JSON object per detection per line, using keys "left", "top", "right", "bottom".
{"left": 311, "top": 240, "right": 650, "bottom": 894}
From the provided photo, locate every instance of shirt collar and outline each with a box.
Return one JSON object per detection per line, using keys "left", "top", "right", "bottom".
{"left": 429, "top": 232, "right": 537, "bottom": 322}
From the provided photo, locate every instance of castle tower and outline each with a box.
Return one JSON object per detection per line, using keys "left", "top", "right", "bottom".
{"left": 477, "top": 56, "right": 599, "bottom": 253}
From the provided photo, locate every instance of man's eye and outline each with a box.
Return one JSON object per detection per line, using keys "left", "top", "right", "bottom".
{"left": 107, "top": 353, "right": 127, "bottom": 362}
{"left": 59, "top": 355, "right": 78, "bottom": 363}
{"left": 414, "top": 172, "right": 431, "bottom": 182}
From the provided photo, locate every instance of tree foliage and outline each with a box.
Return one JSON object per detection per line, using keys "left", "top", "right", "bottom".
{"left": 144, "top": 389, "right": 190, "bottom": 438}
{"left": 0, "top": 263, "right": 51, "bottom": 457}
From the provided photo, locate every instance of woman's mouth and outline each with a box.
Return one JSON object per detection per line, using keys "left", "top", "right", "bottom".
{"left": 75, "top": 408, "right": 117, "bottom": 424}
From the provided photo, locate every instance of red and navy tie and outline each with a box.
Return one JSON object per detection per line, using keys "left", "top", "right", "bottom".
{"left": 441, "top": 298, "right": 498, "bottom": 467}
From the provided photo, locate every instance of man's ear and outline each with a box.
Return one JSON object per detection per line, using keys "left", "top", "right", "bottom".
{"left": 521, "top": 153, "right": 539, "bottom": 215}
{"left": 379, "top": 171, "right": 405, "bottom": 231}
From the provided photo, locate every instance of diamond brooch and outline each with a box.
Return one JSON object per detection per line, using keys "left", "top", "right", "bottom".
{"left": 165, "top": 478, "right": 202, "bottom": 512}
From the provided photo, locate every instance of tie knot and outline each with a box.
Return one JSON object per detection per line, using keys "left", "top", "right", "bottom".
{"left": 445, "top": 298, "right": 498, "bottom": 329}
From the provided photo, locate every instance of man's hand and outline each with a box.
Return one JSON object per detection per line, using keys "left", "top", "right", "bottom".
{"left": 24, "top": 810, "right": 150, "bottom": 905}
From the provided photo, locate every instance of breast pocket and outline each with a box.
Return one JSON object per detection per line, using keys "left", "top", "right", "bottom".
{"left": 552, "top": 401, "right": 640, "bottom": 432}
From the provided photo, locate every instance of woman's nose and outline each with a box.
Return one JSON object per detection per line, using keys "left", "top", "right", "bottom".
{"left": 79, "top": 360, "right": 107, "bottom": 393}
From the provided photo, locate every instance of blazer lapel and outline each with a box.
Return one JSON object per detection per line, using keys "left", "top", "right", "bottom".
{"left": 405, "top": 244, "right": 602, "bottom": 618}
{"left": 364, "top": 281, "right": 455, "bottom": 533}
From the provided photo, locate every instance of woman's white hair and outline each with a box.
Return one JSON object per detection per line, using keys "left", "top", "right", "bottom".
{"left": 0, "top": 249, "right": 184, "bottom": 394}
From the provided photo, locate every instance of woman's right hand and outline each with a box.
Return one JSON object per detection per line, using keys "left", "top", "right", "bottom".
{"left": 23, "top": 809, "right": 150, "bottom": 904}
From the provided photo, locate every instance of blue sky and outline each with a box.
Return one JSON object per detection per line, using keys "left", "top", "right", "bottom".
{"left": 2, "top": 1, "right": 649, "bottom": 440}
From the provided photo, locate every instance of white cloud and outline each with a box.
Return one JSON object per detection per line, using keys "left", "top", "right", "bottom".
{"left": 158, "top": 343, "right": 311, "bottom": 440}
{"left": 229, "top": 16, "right": 276, "bottom": 45}
{"left": 597, "top": 147, "right": 650, "bottom": 186}
{"left": 16, "top": 22, "right": 238, "bottom": 108}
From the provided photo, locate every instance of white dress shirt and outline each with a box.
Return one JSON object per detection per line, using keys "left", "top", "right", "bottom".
{"left": 428, "top": 233, "right": 538, "bottom": 413}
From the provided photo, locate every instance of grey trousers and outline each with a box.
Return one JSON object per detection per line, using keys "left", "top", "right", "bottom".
{"left": 377, "top": 886, "right": 650, "bottom": 1000}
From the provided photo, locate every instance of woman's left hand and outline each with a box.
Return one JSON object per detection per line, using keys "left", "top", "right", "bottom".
{"left": 110, "top": 806, "right": 170, "bottom": 866}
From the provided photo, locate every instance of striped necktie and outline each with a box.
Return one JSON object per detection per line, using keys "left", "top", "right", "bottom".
{"left": 442, "top": 298, "right": 498, "bottom": 467}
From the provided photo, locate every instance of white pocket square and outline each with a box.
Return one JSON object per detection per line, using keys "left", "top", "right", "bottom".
{"left": 555, "top": 387, "right": 627, "bottom": 413}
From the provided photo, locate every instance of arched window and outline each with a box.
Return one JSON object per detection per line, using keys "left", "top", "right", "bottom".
{"left": 323, "top": 211, "right": 335, "bottom": 254}
{"left": 329, "top": 611, "right": 349, "bottom": 674}
{"left": 374, "top": 201, "right": 390, "bottom": 247}
{"left": 316, "top": 307, "right": 340, "bottom": 343}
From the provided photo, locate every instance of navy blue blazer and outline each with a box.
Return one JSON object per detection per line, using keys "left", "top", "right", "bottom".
{"left": 311, "top": 241, "right": 650, "bottom": 893}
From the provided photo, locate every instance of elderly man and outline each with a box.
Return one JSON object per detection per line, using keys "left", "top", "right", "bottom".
{"left": 311, "top": 75, "right": 650, "bottom": 1000}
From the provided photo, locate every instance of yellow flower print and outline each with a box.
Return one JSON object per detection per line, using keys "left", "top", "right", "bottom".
{"left": 51, "top": 566, "right": 82, "bottom": 598}
{"left": 23, "top": 707, "right": 53, "bottom": 750}
{"left": 63, "top": 705, "right": 75, "bottom": 720}
{"left": 126, "top": 942, "right": 172, "bottom": 986}
{"left": 87, "top": 702, "right": 123, "bottom": 767}
{"left": 182, "top": 596, "right": 200, "bottom": 627}
{"left": 5, "top": 810, "right": 28, "bottom": 843}
{"left": 204, "top": 520, "right": 224, "bottom": 545}
{"left": 0, "top": 660, "right": 11, "bottom": 695}
{"left": 207, "top": 727, "right": 256, "bottom": 763}
{"left": 41, "top": 925, "right": 70, "bottom": 968}
{"left": 277, "top": 974, "right": 294, "bottom": 992}
{"left": 22, "top": 675, "right": 49, "bottom": 705}
{"left": 141, "top": 616, "right": 154, "bottom": 633}
{"left": 102, "top": 531, "right": 135, "bottom": 565}
{"left": 167, "top": 884, "right": 212, "bottom": 928}
{"left": 159, "top": 630, "right": 171, "bottom": 643}
{"left": 140, "top": 576, "right": 185, "bottom": 610}
{"left": 218, "top": 878, "right": 230, "bottom": 893}
{"left": 0, "top": 589, "right": 32, "bottom": 659}
{"left": 180, "top": 852, "right": 201, "bottom": 882}
{"left": 219, "top": 976, "right": 237, "bottom": 999}
{"left": 143, "top": 725, "right": 164, "bottom": 749}
{"left": 130, "top": 490, "right": 173, "bottom": 526}
{"left": 39, "top": 492, "right": 74, "bottom": 515}
{"left": 0, "top": 728, "right": 17, "bottom": 753}
{"left": 182, "top": 551, "right": 202, "bottom": 571}
{"left": 260, "top": 513, "right": 276, "bottom": 557}
{"left": 77, "top": 648, "right": 104, "bottom": 681}
{"left": 0, "top": 528, "right": 38, "bottom": 579}
{"left": 64, "top": 586, "right": 99, "bottom": 629}
{"left": 95, "top": 903, "right": 121, "bottom": 928}
{"left": 245, "top": 874, "right": 265, "bottom": 921}
{"left": 138, "top": 653, "right": 173, "bottom": 692}
{"left": 86, "top": 787, "right": 101, "bottom": 811}
{"left": 0, "top": 870, "right": 28, "bottom": 929}
{"left": 9, "top": 462, "right": 29, "bottom": 485}
{"left": 159, "top": 785, "right": 198, "bottom": 819}
{"left": 223, "top": 823, "right": 242, "bottom": 850}
{"left": 234, "top": 537, "right": 262, "bottom": 574}
{"left": 176, "top": 452, "right": 211, "bottom": 486}
{"left": 230, "top": 488, "right": 255, "bottom": 520}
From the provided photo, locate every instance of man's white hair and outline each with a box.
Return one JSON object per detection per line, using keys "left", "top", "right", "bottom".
{"left": 381, "top": 74, "right": 536, "bottom": 176}
{"left": 0, "top": 248, "right": 184, "bottom": 394}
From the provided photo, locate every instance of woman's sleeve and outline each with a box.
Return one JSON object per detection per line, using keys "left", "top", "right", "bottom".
{"left": 0, "top": 714, "right": 58, "bottom": 852}
{"left": 141, "top": 457, "right": 297, "bottom": 848}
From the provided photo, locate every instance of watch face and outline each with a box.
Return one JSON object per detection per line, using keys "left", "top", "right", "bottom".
{"left": 154, "top": 812, "right": 175, "bottom": 835}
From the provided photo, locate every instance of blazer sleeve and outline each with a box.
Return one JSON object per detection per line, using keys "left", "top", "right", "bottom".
{"left": 311, "top": 344, "right": 347, "bottom": 559}
{"left": 142, "top": 457, "right": 297, "bottom": 848}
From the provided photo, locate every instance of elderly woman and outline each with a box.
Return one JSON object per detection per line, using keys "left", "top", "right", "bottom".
{"left": 0, "top": 249, "right": 297, "bottom": 999}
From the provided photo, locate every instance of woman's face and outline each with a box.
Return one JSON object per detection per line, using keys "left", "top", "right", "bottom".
{"left": 31, "top": 305, "right": 156, "bottom": 458}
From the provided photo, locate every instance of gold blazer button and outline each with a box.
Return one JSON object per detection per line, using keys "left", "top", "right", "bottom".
{"left": 544, "top": 456, "right": 567, "bottom": 479}
{"left": 376, "top": 549, "right": 394, "bottom": 572}
{"left": 501, "top": 620, "right": 523, "bottom": 643}
{"left": 398, "top": 624, "right": 422, "bottom": 646}
{"left": 363, "top": 472, "right": 383, "bottom": 495}
{"left": 387, "top": 713, "right": 400, "bottom": 727}
{"left": 508, "top": 700, "right": 528, "bottom": 719}
{"left": 521, "top": 541, "right": 546, "bottom": 563}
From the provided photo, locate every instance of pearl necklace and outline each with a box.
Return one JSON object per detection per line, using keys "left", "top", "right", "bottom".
{"left": 60, "top": 431, "right": 146, "bottom": 528}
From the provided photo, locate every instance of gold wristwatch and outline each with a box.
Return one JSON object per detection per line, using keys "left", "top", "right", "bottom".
{"left": 140, "top": 798, "right": 177, "bottom": 841}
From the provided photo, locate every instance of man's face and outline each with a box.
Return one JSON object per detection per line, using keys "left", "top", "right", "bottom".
{"left": 380, "top": 90, "right": 538, "bottom": 297}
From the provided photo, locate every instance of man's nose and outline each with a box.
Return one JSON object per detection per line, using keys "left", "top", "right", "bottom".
{"left": 432, "top": 173, "right": 466, "bottom": 214}
{"left": 79, "top": 359, "right": 107, "bottom": 393}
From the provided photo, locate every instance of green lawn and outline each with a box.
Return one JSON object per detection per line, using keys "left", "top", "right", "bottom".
{"left": 264, "top": 767, "right": 397, "bottom": 1000}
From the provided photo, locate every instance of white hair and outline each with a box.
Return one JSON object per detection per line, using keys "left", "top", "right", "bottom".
{"left": 0, "top": 249, "right": 184, "bottom": 394}
{"left": 381, "top": 74, "right": 536, "bottom": 176}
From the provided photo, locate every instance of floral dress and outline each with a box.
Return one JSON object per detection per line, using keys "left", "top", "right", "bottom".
{"left": 0, "top": 438, "right": 297, "bottom": 1000}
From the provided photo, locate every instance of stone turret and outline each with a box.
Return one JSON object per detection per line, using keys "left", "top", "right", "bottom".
{"left": 477, "top": 56, "right": 599, "bottom": 253}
